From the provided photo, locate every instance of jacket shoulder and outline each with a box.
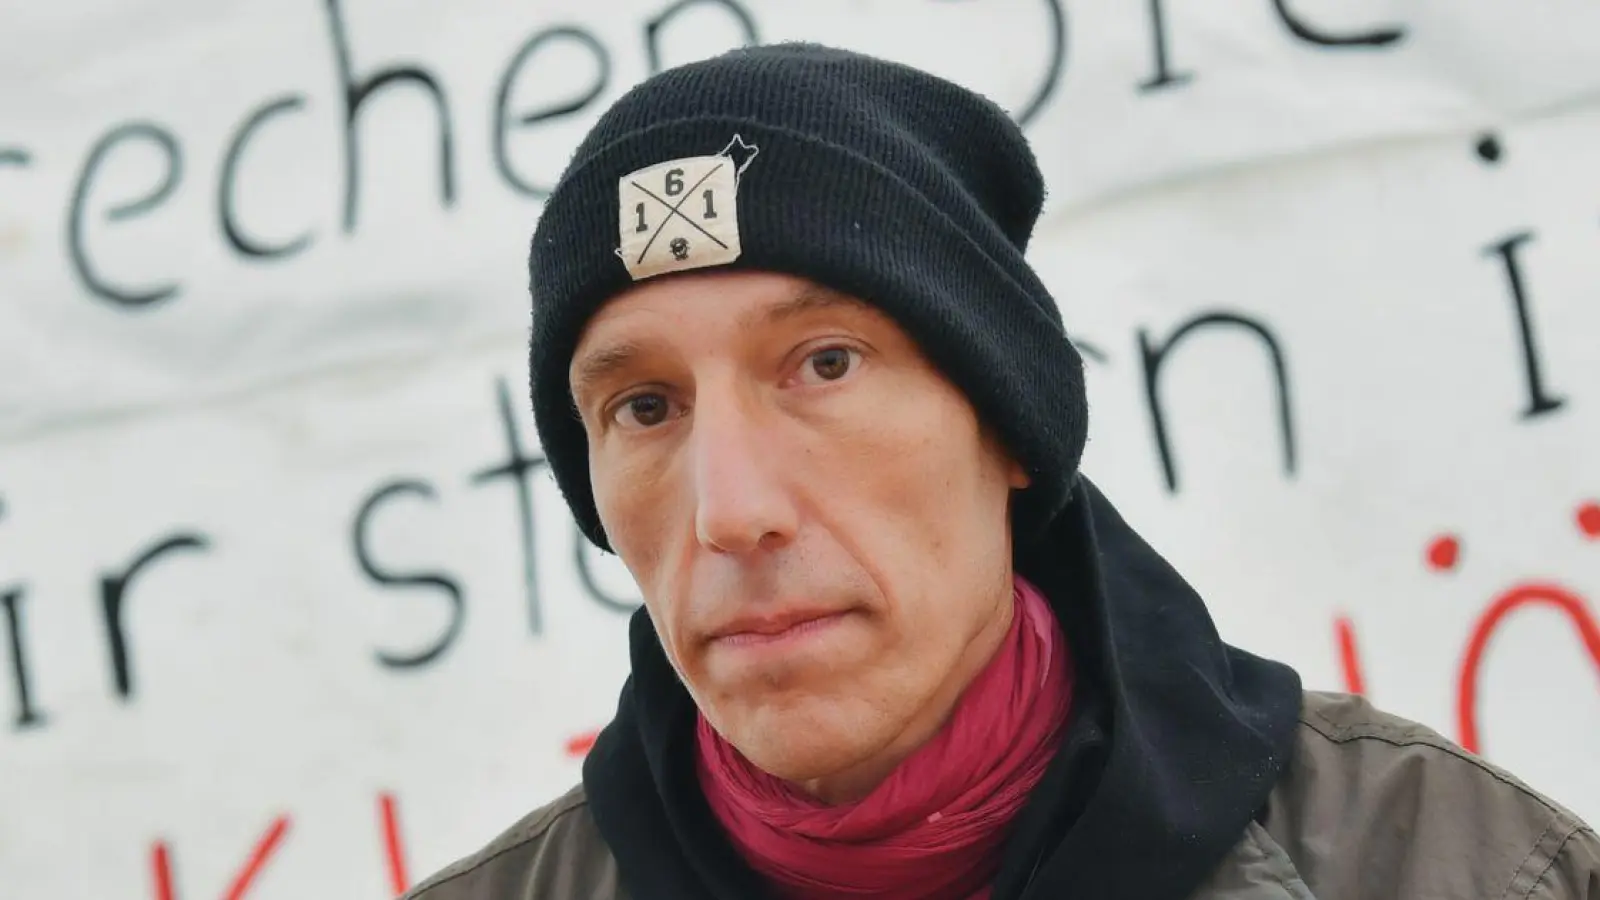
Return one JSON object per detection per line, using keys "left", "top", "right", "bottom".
{"left": 403, "top": 784, "right": 624, "bottom": 900}
{"left": 1264, "top": 691, "right": 1598, "bottom": 899}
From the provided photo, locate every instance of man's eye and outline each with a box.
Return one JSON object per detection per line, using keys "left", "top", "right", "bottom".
{"left": 614, "top": 393, "right": 673, "bottom": 428}
{"left": 800, "top": 347, "right": 859, "bottom": 384}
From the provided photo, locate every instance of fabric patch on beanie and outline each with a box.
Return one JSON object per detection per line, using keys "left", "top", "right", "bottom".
{"left": 615, "top": 135, "right": 759, "bottom": 281}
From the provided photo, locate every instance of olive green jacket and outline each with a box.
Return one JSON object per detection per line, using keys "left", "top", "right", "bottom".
{"left": 405, "top": 691, "right": 1600, "bottom": 899}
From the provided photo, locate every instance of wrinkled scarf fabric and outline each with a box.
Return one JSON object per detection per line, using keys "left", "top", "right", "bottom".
{"left": 695, "top": 574, "right": 1073, "bottom": 900}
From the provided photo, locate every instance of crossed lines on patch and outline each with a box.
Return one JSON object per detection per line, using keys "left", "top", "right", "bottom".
{"left": 629, "top": 163, "right": 729, "bottom": 265}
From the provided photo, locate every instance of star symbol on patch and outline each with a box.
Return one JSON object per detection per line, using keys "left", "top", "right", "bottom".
{"left": 718, "top": 134, "right": 760, "bottom": 178}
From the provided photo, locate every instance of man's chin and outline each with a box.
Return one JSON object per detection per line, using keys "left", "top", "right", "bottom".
{"left": 714, "top": 700, "right": 885, "bottom": 783}
{"left": 733, "top": 737, "right": 869, "bottom": 787}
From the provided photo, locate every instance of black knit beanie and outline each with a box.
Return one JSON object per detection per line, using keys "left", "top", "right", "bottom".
{"left": 529, "top": 42, "right": 1087, "bottom": 553}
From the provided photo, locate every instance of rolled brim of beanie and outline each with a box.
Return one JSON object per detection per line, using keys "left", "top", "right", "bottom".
{"left": 530, "top": 115, "right": 1086, "bottom": 553}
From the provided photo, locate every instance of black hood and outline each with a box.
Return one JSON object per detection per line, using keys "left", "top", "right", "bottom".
{"left": 582, "top": 476, "right": 1304, "bottom": 899}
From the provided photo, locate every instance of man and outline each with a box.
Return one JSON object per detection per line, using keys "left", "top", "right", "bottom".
{"left": 406, "top": 43, "right": 1599, "bottom": 899}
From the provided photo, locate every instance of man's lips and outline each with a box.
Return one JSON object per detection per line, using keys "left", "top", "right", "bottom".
{"left": 708, "top": 609, "right": 851, "bottom": 646}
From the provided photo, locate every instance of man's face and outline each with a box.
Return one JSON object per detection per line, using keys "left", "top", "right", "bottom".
{"left": 570, "top": 271, "right": 1027, "bottom": 801}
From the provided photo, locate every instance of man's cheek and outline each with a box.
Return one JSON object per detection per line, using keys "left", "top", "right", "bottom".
{"left": 599, "top": 456, "right": 677, "bottom": 543}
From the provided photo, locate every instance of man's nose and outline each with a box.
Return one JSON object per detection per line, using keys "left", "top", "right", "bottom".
{"left": 690, "top": 395, "right": 799, "bottom": 554}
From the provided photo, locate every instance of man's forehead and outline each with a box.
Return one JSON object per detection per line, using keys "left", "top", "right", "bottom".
{"left": 576, "top": 278, "right": 869, "bottom": 352}
{"left": 746, "top": 282, "right": 872, "bottom": 326}
{"left": 616, "top": 274, "right": 862, "bottom": 322}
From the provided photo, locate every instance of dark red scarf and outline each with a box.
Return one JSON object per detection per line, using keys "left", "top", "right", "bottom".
{"left": 695, "top": 575, "right": 1073, "bottom": 900}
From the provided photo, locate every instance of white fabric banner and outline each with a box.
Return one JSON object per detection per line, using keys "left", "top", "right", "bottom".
{"left": 2, "top": 1, "right": 1597, "bottom": 897}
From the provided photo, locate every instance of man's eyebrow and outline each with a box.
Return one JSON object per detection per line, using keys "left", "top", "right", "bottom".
{"left": 570, "top": 341, "right": 642, "bottom": 401}
{"left": 570, "top": 287, "right": 864, "bottom": 398}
